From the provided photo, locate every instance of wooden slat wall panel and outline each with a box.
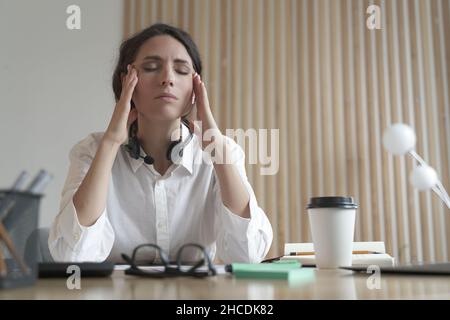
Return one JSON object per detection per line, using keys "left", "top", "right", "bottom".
{"left": 342, "top": 0, "right": 362, "bottom": 242}
{"left": 300, "top": 0, "right": 312, "bottom": 243}
{"left": 437, "top": 0, "right": 450, "bottom": 262}
{"left": 123, "top": 0, "right": 450, "bottom": 264}
{"left": 287, "top": 0, "right": 301, "bottom": 243}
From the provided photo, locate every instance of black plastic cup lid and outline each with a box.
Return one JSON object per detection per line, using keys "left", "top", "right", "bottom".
{"left": 306, "top": 196, "right": 358, "bottom": 209}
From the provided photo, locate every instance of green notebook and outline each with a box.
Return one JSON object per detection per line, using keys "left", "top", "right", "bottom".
{"left": 229, "top": 261, "right": 314, "bottom": 282}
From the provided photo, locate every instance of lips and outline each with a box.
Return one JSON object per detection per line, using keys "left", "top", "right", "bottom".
{"left": 155, "top": 93, "right": 178, "bottom": 100}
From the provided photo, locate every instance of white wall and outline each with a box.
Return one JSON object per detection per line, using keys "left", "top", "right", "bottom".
{"left": 0, "top": 0, "right": 123, "bottom": 227}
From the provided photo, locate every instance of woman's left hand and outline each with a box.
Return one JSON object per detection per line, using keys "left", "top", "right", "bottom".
{"left": 188, "top": 72, "right": 222, "bottom": 150}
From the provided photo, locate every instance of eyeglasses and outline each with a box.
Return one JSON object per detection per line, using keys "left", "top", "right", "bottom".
{"left": 121, "top": 243, "right": 217, "bottom": 278}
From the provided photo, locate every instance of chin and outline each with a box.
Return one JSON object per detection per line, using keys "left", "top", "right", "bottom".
{"left": 141, "top": 109, "right": 182, "bottom": 122}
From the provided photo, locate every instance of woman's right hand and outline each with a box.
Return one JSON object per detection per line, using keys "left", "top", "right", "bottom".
{"left": 104, "top": 64, "right": 138, "bottom": 145}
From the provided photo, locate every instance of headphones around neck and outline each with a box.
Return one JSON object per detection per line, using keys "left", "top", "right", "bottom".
{"left": 125, "top": 118, "right": 194, "bottom": 165}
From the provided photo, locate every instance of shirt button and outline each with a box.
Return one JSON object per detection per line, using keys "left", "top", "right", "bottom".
{"left": 157, "top": 222, "right": 163, "bottom": 229}
{"left": 74, "top": 232, "right": 80, "bottom": 241}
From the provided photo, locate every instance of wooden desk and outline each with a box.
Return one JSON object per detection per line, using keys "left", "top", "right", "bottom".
{"left": 0, "top": 268, "right": 449, "bottom": 299}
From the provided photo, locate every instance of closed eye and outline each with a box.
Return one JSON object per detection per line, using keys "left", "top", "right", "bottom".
{"left": 176, "top": 70, "right": 190, "bottom": 75}
{"left": 143, "top": 66, "right": 190, "bottom": 75}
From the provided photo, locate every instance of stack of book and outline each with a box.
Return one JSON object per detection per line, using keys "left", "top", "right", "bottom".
{"left": 280, "top": 241, "right": 395, "bottom": 267}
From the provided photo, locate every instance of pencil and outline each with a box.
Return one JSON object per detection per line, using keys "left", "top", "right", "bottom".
{"left": 0, "top": 222, "right": 30, "bottom": 275}
{"left": 289, "top": 250, "right": 382, "bottom": 256}
{"left": 0, "top": 245, "right": 7, "bottom": 277}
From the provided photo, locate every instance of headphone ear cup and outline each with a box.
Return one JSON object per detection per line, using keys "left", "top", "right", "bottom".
{"left": 168, "top": 134, "right": 194, "bottom": 164}
{"left": 126, "top": 122, "right": 140, "bottom": 159}
{"left": 127, "top": 136, "right": 140, "bottom": 160}
{"left": 168, "top": 121, "right": 194, "bottom": 163}
{"left": 166, "top": 140, "right": 180, "bottom": 161}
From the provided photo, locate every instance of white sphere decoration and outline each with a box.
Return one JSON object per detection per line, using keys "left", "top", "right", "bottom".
{"left": 410, "top": 165, "right": 438, "bottom": 191}
{"left": 383, "top": 123, "right": 417, "bottom": 155}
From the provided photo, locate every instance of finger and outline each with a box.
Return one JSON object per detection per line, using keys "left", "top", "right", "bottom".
{"left": 125, "top": 69, "right": 138, "bottom": 87}
{"left": 193, "top": 74, "right": 209, "bottom": 108}
{"left": 192, "top": 72, "right": 200, "bottom": 94}
{"left": 131, "top": 64, "right": 139, "bottom": 76}
{"left": 122, "top": 68, "right": 138, "bottom": 101}
{"left": 123, "top": 64, "right": 136, "bottom": 79}
{"left": 192, "top": 73, "right": 202, "bottom": 102}
{"left": 199, "top": 80, "right": 209, "bottom": 106}
{"left": 121, "top": 64, "right": 132, "bottom": 86}
{"left": 125, "top": 66, "right": 137, "bottom": 82}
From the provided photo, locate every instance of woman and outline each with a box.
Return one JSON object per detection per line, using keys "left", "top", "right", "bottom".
{"left": 49, "top": 23, "right": 273, "bottom": 264}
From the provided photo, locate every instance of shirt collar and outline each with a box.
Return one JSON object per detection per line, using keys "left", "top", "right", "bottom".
{"left": 124, "top": 122, "right": 194, "bottom": 175}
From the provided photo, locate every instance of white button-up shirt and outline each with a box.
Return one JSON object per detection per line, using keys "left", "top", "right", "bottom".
{"left": 49, "top": 124, "right": 273, "bottom": 264}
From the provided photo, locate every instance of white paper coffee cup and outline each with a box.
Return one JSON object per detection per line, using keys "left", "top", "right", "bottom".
{"left": 307, "top": 197, "right": 357, "bottom": 269}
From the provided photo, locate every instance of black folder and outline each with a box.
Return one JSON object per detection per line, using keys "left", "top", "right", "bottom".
{"left": 341, "top": 263, "right": 450, "bottom": 275}
{"left": 39, "top": 262, "right": 114, "bottom": 278}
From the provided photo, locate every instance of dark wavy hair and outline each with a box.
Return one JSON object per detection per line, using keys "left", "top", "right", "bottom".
{"left": 112, "top": 23, "right": 203, "bottom": 110}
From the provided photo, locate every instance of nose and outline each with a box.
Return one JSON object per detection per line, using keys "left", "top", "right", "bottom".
{"left": 161, "top": 79, "right": 174, "bottom": 87}
{"left": 160, "top": 67, "right": 174, "bottom": 87}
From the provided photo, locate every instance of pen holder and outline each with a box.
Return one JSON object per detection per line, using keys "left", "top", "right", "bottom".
{"left": 0, "top": 190, "right": 42, "bottom": 289}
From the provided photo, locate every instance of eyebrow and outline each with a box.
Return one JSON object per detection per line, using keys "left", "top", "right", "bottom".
{"left": 142, "top": 55, "right": 190, "bottom": 66}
